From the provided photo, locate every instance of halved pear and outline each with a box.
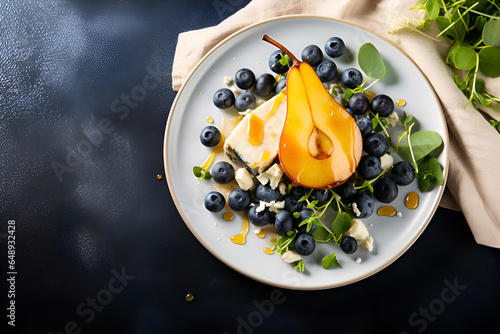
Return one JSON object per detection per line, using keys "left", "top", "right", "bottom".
{"left": 263, "top": 35, "right": 363, "bottom": 189}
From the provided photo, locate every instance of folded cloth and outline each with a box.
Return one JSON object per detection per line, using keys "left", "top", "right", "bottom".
{"left": 171, "top": 0, "right": 500, "bottom": 248}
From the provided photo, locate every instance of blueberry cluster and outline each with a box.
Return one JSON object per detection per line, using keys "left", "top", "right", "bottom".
{"left": 212, "top": 67, "right": 283, "bottom": 112}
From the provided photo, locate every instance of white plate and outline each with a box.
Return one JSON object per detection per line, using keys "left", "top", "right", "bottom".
{"left": 164, "top": 15, "right": 449, "bottom": 290}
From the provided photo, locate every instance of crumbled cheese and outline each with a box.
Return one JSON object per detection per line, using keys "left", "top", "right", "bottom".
{"left": 282, "top": 250, "right": 302, "bottom": 263}
{"left": 255, "top": 200, "right": 285, "bottom": 214}
{"left": 256, "top": 163, "right": 283, "bottom": 189}
{"left": 230, "top": 87, "right": 241, "bottom": 96}
{"left": 380, "top": 153, "right": 394, "bottom": 172}
{"left": 387, "top": 111, "right": 400, "bottom": 126}
{"left": 279, "top": 182, "right": 287, "bottom": 196}
{"left": 224, "top": 76, "right": 233, "bottom": 85}
{"left": 397, "top": 211, "right": 403, "bottom": 217}
{"left": 361, "top": 237, "right": 374, "bottom": 252}
{"left": 355, "top": 257, "right": 362, "bottom": 264}
{"left": 269, "top": 200, "right": 285, "bottom": 213}
{"left": 255, "top": 201, "right": 266, "bottom": 213}
{"left": 236, "top": 168, "right": 254, "bottom": 191}
{"left": 352, "top": 203, "right": 361, "bottom": 217}
{"left": 345, "top": 219, "right": 369, "bottom": 241}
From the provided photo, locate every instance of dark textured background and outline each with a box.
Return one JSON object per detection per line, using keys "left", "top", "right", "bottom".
{"left": 1, "top": 0, "right": 499, "bottom": 333}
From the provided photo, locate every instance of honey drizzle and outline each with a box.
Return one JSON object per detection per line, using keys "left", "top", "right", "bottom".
{"left": 264, "top": 247, "right": 274, "bottom": 255}
{"left": 200, "top": 134, "right": 226, "bottom": 170}
{"left": 396, "top": 99, "right": 406, "bottom": 107}
{"left": 250, "top": 150, "right": 271, "bottom": 168}
{"left": 230, "top": 214, "right": 249, "bottom": 245}
{"left": 257, "top": 227, "right": 275, "bottom": 239}
{"left": 405, "top": 192, "right": 419, "bottom": 210}
{"left": 206, "top": 116, "right": 214, "bottom": 124}
{"left": 223, "top": 212, "right": 235, "bottom": 221}
{"left": 377, "top": 205, "right": 397, "bottom": 217}
{"left": 247, "top": 93, "right": 285, "bottom": 146}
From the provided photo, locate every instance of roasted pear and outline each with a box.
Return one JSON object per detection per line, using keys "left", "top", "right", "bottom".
{"left": 263, "top": 35, "right": 363, "bottom": 189}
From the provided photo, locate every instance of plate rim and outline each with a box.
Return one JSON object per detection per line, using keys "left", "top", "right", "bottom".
{"left": 164, "top": 14, "right": 450, "bottom": 290}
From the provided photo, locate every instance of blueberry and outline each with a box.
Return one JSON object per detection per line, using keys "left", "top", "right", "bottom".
{"left": 315, "top": 59, "right": 337, "bottom": 82}
{"left": 254, "top": 73, "right": 275, "bottom": 98}
{"left": 234, "top": 92, "right": 256, "bottom": 111}
{"left": 348, "top": 93, "right": 369, "bottom": 115}
{"left": 301, "top": 45, "right": 323, "bottom": 67}
{"left": 357, "top": 155, "right": 383, "bottom": 180}
{"left": 269, "top": 50, "right": 290, "bottom": 74}
{"left": 228, "top": 188, "right": 252, "bottom": 211}
{"left": 341, "top": 68, "right": 363, "bottom": 89}
{"left": 324, "top": 37, "right": 345, "bottom": 58}
{"left": 334, "top": 180, "right": 358, "bottom": 202}
{"left": 255, "top": 184, "right": 281, "bottom": 202}
{"left": 275, "top": 77, "right": 286, "bottom": 93}
{"left": 204, "top": 191, "right": 225, "bottom": 212}
{"left": 211, "top": 161, "right": 235, "bottom": 184}
{"left": 289, "top": 186, "right": 307, "bottom": 200}
{"left": 213, "top": 88, "right": 235, "bottom": 109}
{"left": 294, "top": 233, "right": 316, "bottom": 255}
{"left": 391, "top": 161, "right": 415, "bottom": 186}
{"left": 363, "top": 132, "right": 389, "bottom": 157}
{"left": 274, "top": 210, "right": 295, "bottom": 236}
{"left": 356, "top": 117, "right": 373, "bottom": 138}
{"left": 352, "top": 192, "right": 374, "bottom": 218}
{"left": 373, "top": 178, "right": 398, "bottom": 203}
{"left": 199, "top": 126, "right": 221, "bottom": 147}
{"left": 234, "top": 68, "right": 255, "bottom": 90}
{"left": 248, "top": 206, "right": 273, "bottom": 226}
{"left": 370, "top": 94, "right": 395, "bottom": 117}
{"left": 340, "top": 236, "right": 358, "bottom": 254}
{"left": 312, "top": 189, "right": 333, "bottom": 205}
{"left": 284, "top": 196, "right": 303, "bottom": 214}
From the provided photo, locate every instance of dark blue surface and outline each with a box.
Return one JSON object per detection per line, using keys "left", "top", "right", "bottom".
{"left": 1, "top": 1, "right": 499, "bottom": 333}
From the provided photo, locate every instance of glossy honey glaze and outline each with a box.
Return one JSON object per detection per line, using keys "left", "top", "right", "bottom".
{"left": 396, "top": 99, "right": 406, "bottom": 107}
{"left": 377, "top": 205, "right": 397, "bottom": 217}
{"left": 230, "top": 214, "right": 249, "bottom": 245}
{"left": 405, "top": 192, "right": 419, "bottom": 210}
{"left": 247, "top": 93, "right": 286, "bottom": 146}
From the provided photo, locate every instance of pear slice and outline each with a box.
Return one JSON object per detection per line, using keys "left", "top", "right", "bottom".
{"left": 263, "top": 35, "right": 362, "bottom": 189}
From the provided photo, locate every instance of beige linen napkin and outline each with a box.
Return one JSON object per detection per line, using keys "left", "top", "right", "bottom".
{"left": 171, "top": 0, "right": 500, "bottom": 248}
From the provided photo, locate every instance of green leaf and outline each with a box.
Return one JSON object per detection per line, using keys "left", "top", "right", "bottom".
{"left": 475, "top": 16, "right": 487, "bottom": 31}
{"left": 453, "top": 45, "right": 477, "bottom": 70}
{"left": 428, "top": 156, "right": 443, "bottom": 185}
{"left": 478, "top": 47, "right": 500, "bottom": 77}
{"left": 332, "top": 212, "right": 352, "bottom": 236}
{"left": 474, "top": 78, "right": 485, "bottom": 94}
{"left": 293, "top": 260, "right": 305, "bottom": 272}
{"left": 418, "top": 173, "right": 431, "bottom": 192}
{"left": 397, "top": 130, "right": 444, "bottom": 163}
{"left": 358, "top": 43, "right": 386, "bottom": 80}
{"left": 490, "top": 120, "right": 500, "bottom": 133}
{"left": 312, "top": 226, "right": 333, "bottom": 243}
{"left": 425, "top": 0, "right": 440, "bottom": 20}
{"left": 435, "top": 13, "right": 466, "bottom": 43}
{"left": 483, "top": 18, "right": 500, "bottom": 46}
{"left": 193, "top": 166, "right": 212, "bottom": 181}
{"left": 446, "top": 43, "right": 460, "bottom": 65}
{"left": 322, "top": 253, "right": 342, "bottom": 269}
{"left": 193, "top": 166, "right": 203, "bottom": 177}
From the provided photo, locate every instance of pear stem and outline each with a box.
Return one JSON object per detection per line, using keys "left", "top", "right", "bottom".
{"left": 262, "top": 35, "right": 300, "bottom": 67}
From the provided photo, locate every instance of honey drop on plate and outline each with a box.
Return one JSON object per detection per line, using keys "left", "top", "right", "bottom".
{"left": 396, "top": 99, "right": 406, "bottom": 107}
{"left": 185, "top": 293, "right": 194, "bottom": 302}
{"left": 405, "top": 192, "right": 419, "bottom": 210}
{"left": 377, "top": 206, "right": 397, "bottom": 217}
